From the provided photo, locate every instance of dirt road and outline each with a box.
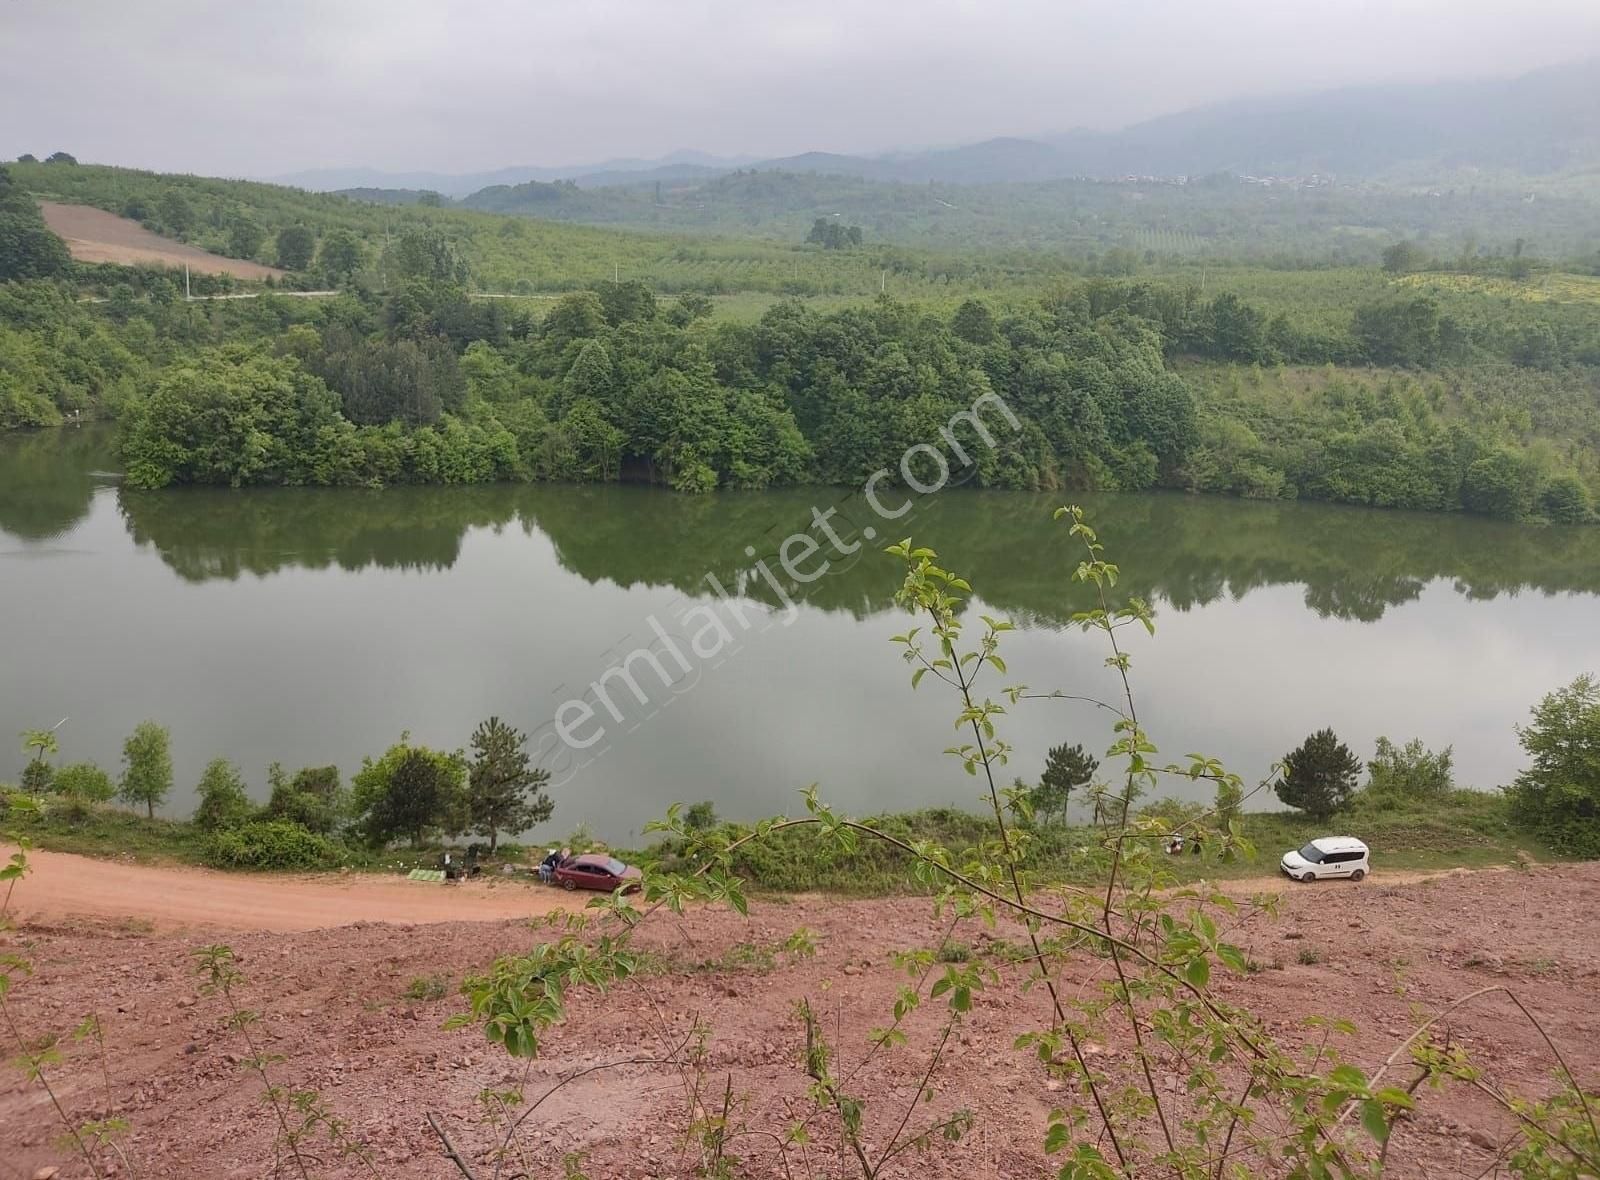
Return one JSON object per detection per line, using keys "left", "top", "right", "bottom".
{"left": 2, "top": 846, "right": 573, "bottom": 932}
{"left": 3, "top": 845, "right": 1476, "bottom": 936}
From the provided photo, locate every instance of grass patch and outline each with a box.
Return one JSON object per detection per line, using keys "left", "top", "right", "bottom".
{"left": 403, "top": 974, "right": 449, "bottom": 1002}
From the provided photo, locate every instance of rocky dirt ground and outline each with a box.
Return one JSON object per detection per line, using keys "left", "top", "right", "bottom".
{"left": 2, "top": 858, "right": 1597, "bottom": 1179}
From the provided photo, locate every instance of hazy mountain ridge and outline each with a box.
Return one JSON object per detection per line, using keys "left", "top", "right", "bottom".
{"left": 297, "top": 59, "right": 1600, "bottom": 200}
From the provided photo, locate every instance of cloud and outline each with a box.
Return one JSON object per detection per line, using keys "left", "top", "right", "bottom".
{"left": 3, "top": 0, "right": 1597, "bottom": 175}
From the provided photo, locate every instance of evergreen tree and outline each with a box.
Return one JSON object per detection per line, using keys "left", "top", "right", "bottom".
{"left": 1275, "top": 729, "right": 1361, "bottom": 820}
{"left": 1029, "top": 742, "right": 1098, "bottom": 826}
{"left": 467, "top": 716, "right": 553, "bottom": 853}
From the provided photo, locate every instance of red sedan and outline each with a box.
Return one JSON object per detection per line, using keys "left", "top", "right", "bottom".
{"left": 552, "top": 853, "right": 643, "bottom": 893}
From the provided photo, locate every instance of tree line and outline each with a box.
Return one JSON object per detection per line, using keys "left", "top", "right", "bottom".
{"left": 1014, "top": 674, "right": 1600, "bottom": 859}
{"left": 106, "top": 275, "right": 1594, "bottom": 521}
{"left": 12, "top": 716, "right": 555, "bottom": 868}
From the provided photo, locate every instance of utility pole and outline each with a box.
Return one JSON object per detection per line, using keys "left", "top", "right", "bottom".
{"left": 614, "top": 261, "right": 619, "bottom": 282}
{"left": 184, "top": 263, "right": 191, "bottom": 301}
{"left": 880, "top": 269, "right": 886, "bottom": 294}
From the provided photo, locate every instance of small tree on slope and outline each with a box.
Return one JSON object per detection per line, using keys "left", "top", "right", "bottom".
{"left": 1275, "top": 728, "right": 1361, "bottom": 820}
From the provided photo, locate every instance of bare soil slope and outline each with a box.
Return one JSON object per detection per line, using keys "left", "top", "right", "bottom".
{"left": 3, "top": 857, "right": 1597, "bottom": 1179}
{"left": 37, "top": 201, "right": 286, "bottom": 279}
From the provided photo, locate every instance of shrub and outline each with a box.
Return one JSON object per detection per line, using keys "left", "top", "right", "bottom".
{"left": 53, "top": 761, "right": 115, "bottom": 803}
{"left": 20, "top": 760, "right": 54, "bottom": 793}
{"left": 264, "top": 763, "right": 347, "bottom": 834}
{"left": 192, "top": 758, "right": 254, "bottom": 831}
{"left": 203, "top": 820, "right": 342, "bottom": 870}
{"left": 1364, "top": 736, "right": 1453, "bottom": 800}
{"left": 683, "top": 801, "right": 719, "bottom": 831}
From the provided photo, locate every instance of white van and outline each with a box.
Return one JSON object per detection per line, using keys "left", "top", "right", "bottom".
{"left": 1279, "top": 836, "right": 1369, "bottom": 883}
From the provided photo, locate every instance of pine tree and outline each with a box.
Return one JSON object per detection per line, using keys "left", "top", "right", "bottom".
{"left": 467, "top": 717, "right": 553, "bottom": 853}
{"left": 1275, "top": 729, "right": 1361, "bottom": 820}
{"left": 1029, "top": 742, "right": 1098, "bottom": 826}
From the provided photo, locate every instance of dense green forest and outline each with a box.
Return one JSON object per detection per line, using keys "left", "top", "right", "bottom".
{"left": 98, "top": 281, "right": 1599, "bottom": 520}
{"left": 3, "top": 158, "right": 1599, "bottom": 522}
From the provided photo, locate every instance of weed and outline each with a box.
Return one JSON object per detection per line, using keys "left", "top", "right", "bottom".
{"left": 404, "top": 974, "right": 449, "bottom": 1002}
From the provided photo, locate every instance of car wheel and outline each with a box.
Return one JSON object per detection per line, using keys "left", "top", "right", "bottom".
{"left": 562, "top": 878, "right": 576, "bottom": 891}
{"left": 1300, "top": 871, "right": 1317, "bottom": 883}
{"left": 1349, "top": 869, "right": 1365, "bottom": 882}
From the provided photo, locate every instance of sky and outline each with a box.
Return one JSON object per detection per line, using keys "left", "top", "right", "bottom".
{"left": 4, "top": 0, "right": 1600, "bottom": 178}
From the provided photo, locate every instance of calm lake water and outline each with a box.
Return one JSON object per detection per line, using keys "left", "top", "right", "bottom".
{"left": 4, "top": 426, "right": 1598, "bottom": 841}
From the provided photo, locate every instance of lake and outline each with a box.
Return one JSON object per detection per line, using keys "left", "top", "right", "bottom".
{"left": 3, "top": 426, "right": 1598, "bottom": 842}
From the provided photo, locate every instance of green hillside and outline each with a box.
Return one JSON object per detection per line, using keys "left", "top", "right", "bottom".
{"left": 8, "top": 161, "right": 1073, "bottom": 300}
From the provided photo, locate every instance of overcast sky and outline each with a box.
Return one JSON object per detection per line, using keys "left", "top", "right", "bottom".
{"left": 5, "top": 0, "right": 1599, "bottom": 178}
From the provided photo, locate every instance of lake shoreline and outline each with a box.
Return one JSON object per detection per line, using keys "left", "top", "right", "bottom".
{"left": 4, "top": 790, "right": 1561, "bottom": 895}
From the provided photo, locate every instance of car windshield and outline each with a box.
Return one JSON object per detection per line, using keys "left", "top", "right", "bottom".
{"left": 604, "top": 858, "right": 628, "bottom": 876}
{"left": 1296, "top": 843, "right": 1328, "bottom": 864}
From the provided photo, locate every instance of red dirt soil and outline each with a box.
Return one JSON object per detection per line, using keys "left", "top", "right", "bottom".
{"left": 3, "top": 846, "right": 575, "bottom": 933}
{"left": 2, "top": 856, "right": 1597, "bottom": 1178}
{"left": 37, "top": 201, "right": 286, "bottom": 280}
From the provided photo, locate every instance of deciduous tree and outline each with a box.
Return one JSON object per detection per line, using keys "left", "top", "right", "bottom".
{"left": 1506, "top": 674, "right": 1600, "bottom": 856}
{"left": 352, "top": 737, "right": 467, "bottom": 848}
{"left": 275, "top": 224, "right": 317, "bottom": 270}
{"left": 119, "top": 720, "right": 173, "bottom": 819}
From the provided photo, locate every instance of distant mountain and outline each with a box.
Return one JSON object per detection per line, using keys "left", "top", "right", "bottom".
{"left": 1039, "top": 58, "right": 1600, "bottom": 179}
{"left": 746, "top": 61, "right": 1600, "bottom": 184}
{"left": 306, "top": 58, "right": 1600, "bottom": 203}
{"left": 747, "top": 138, "right": 1075, "bottom": 184}
{"left": 275, "top": 150, "right": 753, "bottom": 196}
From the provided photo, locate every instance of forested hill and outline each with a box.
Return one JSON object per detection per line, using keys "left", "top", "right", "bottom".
{"left": 3, "top": 157, "right": 1598, "bottom": 526}
{"left": 455, "top": 170, "right": 1600, "bottom": 262}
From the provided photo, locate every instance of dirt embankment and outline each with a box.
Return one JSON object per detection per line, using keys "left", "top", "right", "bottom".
{"left": 2, "top": 854, "right": 1597, "bottom": 1178}
{"left": 37, "top": 201, "right": 287, "bottom": 280}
